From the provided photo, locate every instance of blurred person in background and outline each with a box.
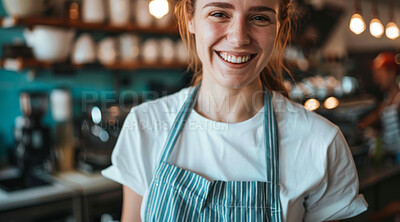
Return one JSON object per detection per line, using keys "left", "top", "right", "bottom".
{"left": 358, "top": 52, "right": 400, "bottom": 153}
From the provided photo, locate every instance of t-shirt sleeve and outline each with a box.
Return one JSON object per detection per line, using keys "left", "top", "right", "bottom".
{"left": 303, "top": 130, "right": 368, "bottom": 222}
{"left": 101, "top": 107, "right": 161, "bottom": 196}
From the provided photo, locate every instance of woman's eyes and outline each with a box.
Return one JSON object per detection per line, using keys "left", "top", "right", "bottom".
{"left": 209, "top": 12, "right": 271, "bottom": 24}
{"left": 210, "top": 12, "right": 228, "bottom": 18}
{"left": 251, "top": 16, "right": 270, "bottom": 22}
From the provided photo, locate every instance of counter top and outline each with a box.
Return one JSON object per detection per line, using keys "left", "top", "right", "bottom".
{"left": 54, "top": 170, "right": 120, "bottom": 195}
{"left": 0, "top": 169, "right": 120, "bottom": 212}
{"left": 0, "top": 177, "right": 75, "bottom": 211}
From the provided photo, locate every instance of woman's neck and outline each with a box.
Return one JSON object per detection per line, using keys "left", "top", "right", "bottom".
{"left": 194, "top": 77, "right": 264, "bottom": 123}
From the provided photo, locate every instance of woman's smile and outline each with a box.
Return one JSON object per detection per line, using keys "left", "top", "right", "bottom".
{"left": 216, "top": 51, "right": 256, "bottom": 64}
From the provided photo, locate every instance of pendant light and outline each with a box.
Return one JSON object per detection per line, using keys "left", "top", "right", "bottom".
{"left": 369, "top": 0, "right": 384, "bottom": 38}
{"left": 386, "top": 0, "right": 400, "bottom": 40}
{"left": 349, "top": 0, "right": 366, "bottom": 35}
{"left": 149, "top": 0, "right": 170, "bottom": 19}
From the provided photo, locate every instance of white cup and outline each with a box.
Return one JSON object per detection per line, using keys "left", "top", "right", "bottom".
{"left": 50, "top": 89, "right": 72, "bottom": 122}
{"left": 98, "top": 37, "right": 118, "bottom": 65}
{"left": 82, "top": 0, "right": 106, "bottom": 23}
{"left": 160, "top": 38, "right": 175, "bottom": 63}
{"left": 108, "top": 0, "right": 130, "bottom": 26}
{"left": 142, "top": 39, "right": 160, "bottom": 63}
{"left": 119, "top": 34, "right": 140, "bottom": 62}
{"left": 72, "top": 34, "right": 97, "bottom": 64}
{"left": 135, "top": 0, "right": 154, "bottom": 28}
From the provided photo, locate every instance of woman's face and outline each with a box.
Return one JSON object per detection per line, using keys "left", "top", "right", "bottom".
{"left": 188, "top": 0, "right": 279, "bottom": 89}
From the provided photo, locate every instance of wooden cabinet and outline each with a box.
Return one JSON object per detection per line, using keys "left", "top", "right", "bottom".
{"left": 0, "top": 198, "right": 75, "bottom": 222}
{"left": 81, "top": 188, "right": 122, "bottom": 222}
{"left": 0, "top": 171, "right": 123, "bottom": 222}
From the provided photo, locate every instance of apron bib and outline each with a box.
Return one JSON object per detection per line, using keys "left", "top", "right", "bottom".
{"left": 144, "top": 83, "right": 283, "bottom": 221}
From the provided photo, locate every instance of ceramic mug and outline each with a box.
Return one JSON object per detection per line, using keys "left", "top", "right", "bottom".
{"left": 98, "top": 37, "right": 118, "bottom": 65}
{"left": 82, "top": 0, "right": 106, "bottom": 23}
{"left": 72, "top": 33, "right": 97, "bottom": 64}
{"left": 142, "top": 39, "right": 160, "bottom": 63}
{"left": 119, "top": 34, "right": 140, "bottom": 62}
{"left": 108, "top": 0, "right": 130, "bottom": 26}
{"left": 135, "top": 0, "right": 154, "bottom": 28}
{"left": 160, "top": 38, "right": 175, "bottom": 63}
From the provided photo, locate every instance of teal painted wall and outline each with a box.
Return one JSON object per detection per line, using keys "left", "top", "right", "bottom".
{"left": 0, "top": 4, "right": 189, "bottom": 160}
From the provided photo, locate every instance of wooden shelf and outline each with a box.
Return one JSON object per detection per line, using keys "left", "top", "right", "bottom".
{"left": 0, "top": 16, "right": 179, "bottom": 35}
{"left": 0, "top": 58, "right": 188, "bottom": 72}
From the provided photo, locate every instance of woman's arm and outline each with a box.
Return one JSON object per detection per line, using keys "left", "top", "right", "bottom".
{"left": 121, "top": 185, "right": 143, "bottom": 222}
{"left": 357, "top": 104, "right": 384, "bottom": 129}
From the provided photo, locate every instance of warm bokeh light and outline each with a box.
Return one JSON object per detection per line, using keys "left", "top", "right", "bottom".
{"left": 304, "top": 99, "right": 320, "bottom": 111}
{"left": 149, "top": 0, "right": 169, "bottom": 19}
{"left": 349, "top": 13, "right": 366, "bottom": 35}
{"left": 369, "top": 18, "right": 384, "bottom": 38}
{"left": 386, "top": 22, "right": 400, "bottom": 40}
{"left": 324, "top": 97, "right": 339, "bottom": 110}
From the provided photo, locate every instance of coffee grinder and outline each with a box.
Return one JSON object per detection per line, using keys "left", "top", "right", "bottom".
{"left": 15, "top": 91, "right": 51, "bottom": 177}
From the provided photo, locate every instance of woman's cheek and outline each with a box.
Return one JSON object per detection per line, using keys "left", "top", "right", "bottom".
{"left": 196, "top": 22, "right": 225, "bottom": 60}
{"left": 204, "top": 22, "right": 225, "bottom": 42}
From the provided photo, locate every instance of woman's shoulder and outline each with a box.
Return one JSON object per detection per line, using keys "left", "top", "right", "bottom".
{"left": 272, "top": 91, "right": 340, "bottom": 145}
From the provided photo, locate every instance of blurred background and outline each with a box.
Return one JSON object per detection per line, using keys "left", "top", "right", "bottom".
{"left": 0, "top": 0, "right": 399, "bottom": 221}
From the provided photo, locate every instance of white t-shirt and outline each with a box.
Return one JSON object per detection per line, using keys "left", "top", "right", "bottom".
{"left": 102, "top": 87, "right": 368, "bottom": 222}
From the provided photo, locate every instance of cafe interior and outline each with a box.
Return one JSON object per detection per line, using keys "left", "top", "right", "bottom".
{"left": 0, "top": 0, "right": 399, "bottom": 221}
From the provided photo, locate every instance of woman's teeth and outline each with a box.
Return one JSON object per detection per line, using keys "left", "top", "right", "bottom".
{"left": 219, "top": 52, "right": 251, "bottom": 64}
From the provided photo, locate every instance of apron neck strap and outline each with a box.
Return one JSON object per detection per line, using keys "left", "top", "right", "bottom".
{"left": 159, "top": 83, "right": 201, "bottom": 163}
{"left": 263, "top": 88, "right": 282, "bottom": 221}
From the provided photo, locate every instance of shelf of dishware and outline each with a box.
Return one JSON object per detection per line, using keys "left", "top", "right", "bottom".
{"left": 0, "top": 16, "right": 179, "bottom": 35}
{"left": 0, "top": 57, "right": 188, "bottom": 72}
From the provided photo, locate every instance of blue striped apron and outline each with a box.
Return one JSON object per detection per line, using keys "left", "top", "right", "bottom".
{"left": 144, "top": 83, "right": 282, "bottom": 221}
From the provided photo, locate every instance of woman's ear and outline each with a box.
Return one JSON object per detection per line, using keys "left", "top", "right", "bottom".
{"left": 187, "top": 14, "right": 195, "bottom": 34}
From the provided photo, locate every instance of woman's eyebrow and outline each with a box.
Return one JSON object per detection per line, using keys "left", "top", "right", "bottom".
{"left": 202, "top": 3, "right": 276, "bottom": 14}
{"left": 202, "top": 2, "right": 234, "bottom": 9}
{"left": 248, "top": 6, "right": 276, "bottom": 14}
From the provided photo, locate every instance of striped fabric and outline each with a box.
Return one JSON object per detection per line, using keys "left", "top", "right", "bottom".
{"left": 381, "top": 104, "right": 400, "bottom": 152}
{"left": 144, "top": 83, "right": 283, "bottom": 221}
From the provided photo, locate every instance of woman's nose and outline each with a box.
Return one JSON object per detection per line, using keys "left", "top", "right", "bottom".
{"left": 227, "top": 18, "right": 251, "bottom": 46}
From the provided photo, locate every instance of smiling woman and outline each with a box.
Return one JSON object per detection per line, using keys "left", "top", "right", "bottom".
{"left": 102, "top": 0, "right": 368, "bottom": 221}
{"left": 177, "top": 0, "right": 291, "bottom": 94}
